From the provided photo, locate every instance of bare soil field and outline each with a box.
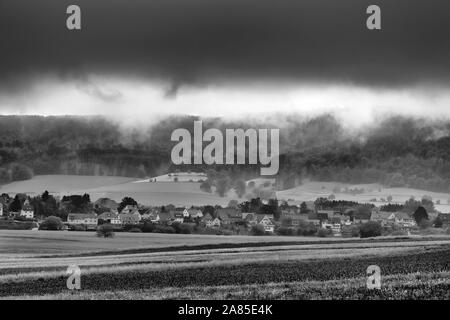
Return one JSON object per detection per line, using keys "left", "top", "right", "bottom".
{"left": 0, "top": 230, "right": 449, "bottom": 299}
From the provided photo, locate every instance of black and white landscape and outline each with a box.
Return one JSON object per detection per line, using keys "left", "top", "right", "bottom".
{"left": 0, "top": 0, "right": 449, "bottom": 300}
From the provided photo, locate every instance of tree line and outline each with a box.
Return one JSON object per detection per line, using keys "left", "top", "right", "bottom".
{"left": 1, "top": 115, "right": 450, "bottom": 194}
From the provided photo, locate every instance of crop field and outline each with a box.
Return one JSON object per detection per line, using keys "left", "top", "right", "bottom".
{"left": 81, "top": 181, "right": 238, "bottom": 206}
{"left": 0, "top": 230, "right": 449, "bottom": 299}
{"left": 0, "top": 175, "right": 237, "bottom": 206}
{"left": 0, "top": 175, "right": 134, "bottom": 196}
{"left": 0, "top": 230, "right": 332, "bottom": 255}
{"left": 2, "top": 175, "right": 450, "bottom": 209}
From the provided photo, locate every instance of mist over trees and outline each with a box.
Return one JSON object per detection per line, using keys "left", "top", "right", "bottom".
{"left": 0, "top": 114, "right": 450, "bottom": 193}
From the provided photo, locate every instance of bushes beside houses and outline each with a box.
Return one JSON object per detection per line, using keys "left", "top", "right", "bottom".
{"left": 296, "top": 222, "right": 319, "bottom": 236}
{"left": 39, "top": 216, "right": 63, "bottom": 230}
{"left": 125, "top": 222, "right": 196, "bottom": 234}
{"left": 124, "top": 222, "right": 232, "bottom": 235}
{"left": 317, "top": 228, "right": 333, "bottom": 237}
{"left": 277, "top": 226, "right": 296, "bottom": 236}
{"left": 341, "top": 225, "right": 360, "bottom": 238}
{"left": 251, "top": 224, "right": 267, "bottom": 235}
{"left": 276, "top": 221, "right": 319, "bottom": 237}
{"left": 0, "top": 219, "right": 37, "bottom": 230}
{"left": 69, "top": 224, "right": 87, "bottom": 231}
{"left": 359, "top": 221, "right": 382, "bottom": 238}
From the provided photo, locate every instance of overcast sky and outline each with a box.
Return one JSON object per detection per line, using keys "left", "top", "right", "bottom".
{"left": 1, "top": 0, "right": 449, "bottom": 125}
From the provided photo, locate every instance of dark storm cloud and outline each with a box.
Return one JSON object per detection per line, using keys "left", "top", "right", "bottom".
{"left": 1, "top": 0, "right": 450, "bottom": 93}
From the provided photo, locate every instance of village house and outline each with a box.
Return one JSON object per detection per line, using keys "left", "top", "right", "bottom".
{"left": 352, "top": 209, "right": 372, "bottom": 224}
{"left": 140, "top": 207, "right": 159, "bottom": 220}
{"left": 202, "top": 213, "right": 221, "bottom": 228}
{"left": 281, "top": 209, "right": 294, "bottom": 217}
{"left": 216, "top": 208, "right": 241, "bottom": 224}
{"left": 149, "top": 213, "right": 160, "bottom": 223}
{"left": 97, "top": 212, "right": 121, "bottom": 225}
{"left": 181, "top": 208, "right": 190, "bottom": 219}
{"left": 67, "top": 213, "right": 98, "bottom": 227}
{"left": 187, "top": 208, "right": 203, "bottom": 219}
{"left": 307, "top": 212, "right": 322, "bottom": 226}
{"left": 321, "top": 222, "right": 342, "bottom": 236}
{"left": 393, "top": 212, "right": 416, "bottom": 228}
{"left": 141, "top": 209, "right": 161, "bottom": 223}
{"left": 280, "top": 213, "right": 306, "bottom": 227}
{"left": 119, "top": 210, "right": 141, "bottom": 225}
{"left": 290, "top": 216, "right": 308, "bottom": 226}
{"left": 169, "top": 209, "right": 185, "bottom": 223}
{"left": 256, "top": 214, "right": 276, "bottom": 233}
{"left": 158, "top": 212, "right": 171, "bottom": 224}
{"left": 20, "top": 200, "right": 34, "bottom": 219}
{"left": 317, "top": 210, "right": 335, "bottom": 219}
{"left": 371, "top": 211, "right": 416, "bottom": 227}
{"left": 217, "top": 211, "right": 231, "bottom": 225}
{"left": 280, "top": 205, "right": 300, "bottom": 216}
{"left": 140, "top": 211, "right": 151, "bottom": 221}
{"left": 371, "top": 211, "right": 396, "bottom": 226}
{"left": 330, "top": 212, "right": 351, "bottom": 225}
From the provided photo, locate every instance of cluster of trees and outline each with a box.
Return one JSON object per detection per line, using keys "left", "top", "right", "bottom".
{"left": 0, "top": 116, "right": 168, "bottom": 180}
{"left": 2, "top": 115, "right": 450, "bottom": 196}
{"left": 60, "top": 194, "right": 92, "bottom": 214}
{"left": 0, "top": 163, "right": 33, "bottom": 184}
{"left": 0, "top": 191, "right": 96, "bottom": 221}
{"left": 304, "top": 162, "right": 450, "bottom": 193}
{"left": 379, "top": 203, "right": 404, "bottom": 212}
{"left": 379, "top": 196, "right": 436, "bottom": 214}
{"left": 239, "top": 198, "right": 281, "bottom": 220}
{"left": 39, "top": 216, "right": 64, "bottom": 230}
{"left": 313, "top": 198, "right": 369, "bottom": 211}
{"left": 201, "top": 169, "right": 248, "bottom": 198}
{"left": 117, "top": 197, "right": 138, "bottom": 213}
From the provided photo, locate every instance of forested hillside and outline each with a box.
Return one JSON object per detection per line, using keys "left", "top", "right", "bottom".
{"left": 0, "top": 115, "right": 449, "bottom": 193}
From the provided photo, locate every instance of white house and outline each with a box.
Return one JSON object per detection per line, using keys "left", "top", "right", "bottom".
{"left": 97, "top": 212, "right": 121, "bottom": 225}
{"left": 257, "top": 214, "right": 276, "bottom": 233}
{"left": 20, "top": 200, "right": 34, "bottom": 219}
{"left": 394, "top": 212, "right": 416, "bottom": 228}
{"left": 202, "top": 213, "right": 221, "bottom": 228}
{"left": 119, "top": 211, "right": 142, "bottom": 225}
{"left": 0, "top": 202, "right": 3, "bottom": 216}
{"left": 187, "top": 209, "right": 203, "bottom": 219}
{"left": 322, "top": 222, "right": 342, "bottom": 236}
{"left": 141, "top": 210, "right": 161, "bottom": 223}
{"left": 150, "top": 213, "right": 160, "bottom": 223}
{"left": 207, "top": 217, "right": 221, "bottom": 228}
{"left": 67, "top": 213, "right": 98, "bottom": 226}
{"left": 170, "top": 210, "right": 185, "bottom": 223}
{"left": 371, "top": 211, "right": 416, "bottom": 228}
{"left": 371, "top": 211, "right": 396, "bottom": 226}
